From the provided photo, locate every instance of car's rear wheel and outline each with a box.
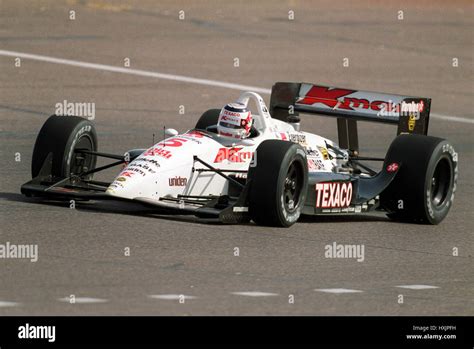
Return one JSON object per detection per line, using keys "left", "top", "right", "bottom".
{"left": 247, "top": 140, "right": 308, "bottom": 227}
{"left": 31, "top": 115, "right": 98, "bottom": 179}
{"left": 380, "top": 134, "right": 458, "bottom": 224}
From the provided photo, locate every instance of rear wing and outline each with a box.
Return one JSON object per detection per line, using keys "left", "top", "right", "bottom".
{"left": 269, "top": 82, "right": 431, "bottom": 151}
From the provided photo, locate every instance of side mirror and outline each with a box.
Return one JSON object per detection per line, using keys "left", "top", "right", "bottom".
{"left": 164, "top": 128, "right": 178, "bottom": 138}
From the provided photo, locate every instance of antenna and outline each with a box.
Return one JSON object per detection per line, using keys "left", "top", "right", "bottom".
{"left": 152, "top": 133, "right": 155, "bottom": 145}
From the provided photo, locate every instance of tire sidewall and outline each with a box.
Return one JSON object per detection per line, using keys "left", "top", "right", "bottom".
{"left": 61, "top": 121, "right": 97, "bottom": 177}
{"left": 275, "top": 146, "right": 308, "bottom": 226}
{"left": 423, "top": 141, "right": 458, "bottom": 224}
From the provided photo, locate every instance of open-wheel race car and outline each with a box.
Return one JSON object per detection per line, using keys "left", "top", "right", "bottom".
{"left": 21, "top": 82, "right": 458, "bottom": 227}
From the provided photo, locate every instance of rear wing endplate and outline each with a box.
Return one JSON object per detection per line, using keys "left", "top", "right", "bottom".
{"left": 269, "top": 82, "right": 431, "bottom": 151}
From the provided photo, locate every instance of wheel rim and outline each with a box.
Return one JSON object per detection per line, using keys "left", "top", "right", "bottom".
{"left": 283, "top": 161, "right": 304, "bottom": 212}
{"left": 70, "top": 136, "right": 94, "bottom": 176}
{"left": 430, "top": 156, "right": 452, "bottom": 207}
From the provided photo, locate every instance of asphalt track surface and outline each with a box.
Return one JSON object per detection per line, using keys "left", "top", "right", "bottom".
{"left": 0, "top": 0, "right": 473, "bottom": 315}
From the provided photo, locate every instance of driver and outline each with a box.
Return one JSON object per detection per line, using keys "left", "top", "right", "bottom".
{"left": 217, "top": 102, "right": 253, "bottom": 139}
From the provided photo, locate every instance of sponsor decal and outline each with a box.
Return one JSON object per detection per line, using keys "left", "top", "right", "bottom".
{"left": 289, "top": 133, "right": 307, "bottom": 145}
{"left": 408, "top": 114, "right": 417, "bottom": 131}
{"left": 298, "top": 86, "right": 395, "bottom": 112}
{"left": 223, "top": 110, "right": 244, "bottom": 118}
{"left": 183, "top": 130, "right": 205, "bottom": 139}
{"left": 379, "top": 100, "right": 424, "bottom": 118}
{"left": 230, "top": 173, "right": 248, "bottom": 179}
{"left": 401, "top": 100, "right": 424, "bottom": 115}
{"left": 143, "top": 136, "right": 192, "bottom": 158}
{"left": 220, "top": 113, "right": 240, "bottom": 124}
{"left": 168, "top": 176, "right": 188, "bottom": 187}
{"left": 159, "top": 138, "right": 187, "bottom": 147}
{"left": 143, "top": 147, "right": 172, "bottom": 159}
{"left": 315, "top": 182, "right": 353, "bottom": 208}
{"left": 136, "top": 158, "right": 160, "bottom": 167}
{"left": 377, "top": 100, "right": 425, "bottom": 120}
{"left": 386, "top": 162, "right": 399, "bottom": 173}
{"left": 120, "top": 171, "right": 134, "bottom": 178}
{"left": 297, "top": 86, "right": 357, "bottom": 109}
{"left": 121, "top": 166, "right": 148, "bottom": 177}
{"left": 317, "top": 146, "right": 330, "bottom": 160}
{"left": 109, "top": 182, "right": 123, "bottom": 189}
{"left": 116, "top": 177, "right": 127, "bottom": 182}
{"left": 308, "top": 158, "right": 325, "bottom": 171}
{"left": 126, "top": 158, "right": 159, "bottom": 174}
{"left": 321, "top": 204, "right": 369, "bottom": 214}
{"left": 108, "top": 180, "right": 124, "bottom": 190}
{"left": 214, "top": 147, "right": 253, "bottom": 163}
{"left": 297, "top": 85, "right": 425, "bottom": 118}
{"left": 219, "top": 131, "right": 241, "bottom": 139}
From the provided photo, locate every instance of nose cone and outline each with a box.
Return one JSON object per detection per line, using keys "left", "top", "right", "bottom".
{"left": 106, "top": 132, "right": 218, "bottom": 200}
{"left": 106, "top": 171, "right": 148, "bottom": 199}
{"left": 106, "top": 156, "right": 162, "bottom": 199}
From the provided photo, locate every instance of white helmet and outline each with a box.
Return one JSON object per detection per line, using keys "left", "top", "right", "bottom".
{"left": 217, "top": 102, "right": 253, "bottom": 139}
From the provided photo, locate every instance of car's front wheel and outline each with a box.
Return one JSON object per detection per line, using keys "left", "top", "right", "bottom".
{"left": 31, "top": 115, "right": 98, "bottom": 179}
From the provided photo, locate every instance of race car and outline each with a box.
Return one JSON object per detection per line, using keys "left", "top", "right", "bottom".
{"left": 21, "top": 82, "right": 458, "bottom": 227}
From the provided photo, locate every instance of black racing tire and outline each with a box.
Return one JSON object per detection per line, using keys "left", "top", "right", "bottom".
{"left": 31, "top": 115, "right": 98, "bottom": 179}
{"left": 380, "top": 134, "right": 458, "bottom": 225}
{"left": 247, "top": 140, "right": 308, "bottom": 227}
{"left": 195, "top": 109, "right": 220, "bottom": 130}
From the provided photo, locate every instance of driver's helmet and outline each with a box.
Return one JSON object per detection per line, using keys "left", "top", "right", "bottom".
{"left": 217, "top": 102, "right": 253, "bottom": 139}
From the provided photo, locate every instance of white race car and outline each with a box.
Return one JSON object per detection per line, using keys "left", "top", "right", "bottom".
{"left": 21, "top": 82, "right": 458, "bottom": 227}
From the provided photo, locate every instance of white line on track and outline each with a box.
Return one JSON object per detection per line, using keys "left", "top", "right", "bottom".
{"left": 0, "top": 49, "right": 271, "bottom": 94}
{"left": 148, "top": 294, "right": 197, "bottom": 300}
{"left": 0, "top": 49, "right": 472, "bottom": 124}
{"left": 58, "top": 297, "right": 108, "bottom": 304}
{"left": 231, "top": 291, "right": 279, "bottom": 297}
{"left": 395, "top": 285, "right": 440, "bottom": 290}
{"left": 431, "top": 113, "right": 474, "bottom": 124}
{"left": 0, "top": 300, "right": 20, "bottom": 307}
{"left": 315, "top": 288, "right": 363, "bottom": 294}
